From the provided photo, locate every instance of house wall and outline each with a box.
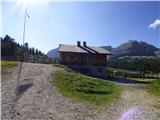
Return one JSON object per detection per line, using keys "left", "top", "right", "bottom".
{"left": 59, "top": 52, "right": 108, "bottom": 78}
{"left": 60, "top": 52, "right": 107, "bottom": 65}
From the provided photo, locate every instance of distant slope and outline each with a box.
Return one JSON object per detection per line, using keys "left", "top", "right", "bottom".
{"left": 102, "top": 40, "right": 159, "bottom": 59}
{"left": 47, "top": 48, "right": 59, "bottom": 59}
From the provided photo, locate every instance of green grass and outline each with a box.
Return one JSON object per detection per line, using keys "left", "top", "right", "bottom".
{"left": 129, "top": 77, "right": 156, "bottom": 83}
{"left": 146, "top": 79, "right": 160, "bottom": 109}
{"left": 107, "top": 67, "right": 160, "bottom": 79}
{"left": 52, "top": 71, "right": 122, "bottom": 106}
{"left": 53, "top": 64, "right": 66, "bottom": 68}
{"left": 130, "top": 78, "right": 156, "bottom": 81}
{"left": 1, "top": 60, "right": 18, "bottom": 68}
{"left": 53, "top": 64, "right": 72, "bottom": 72}
{"left": 107, "top": 67, "right": 139, "bottom": 74}
{"left": 154, "top": 102, "right": 160, "bottom": 109}
{"left": 149, "top": 79, "right": 160, "bottom": 96}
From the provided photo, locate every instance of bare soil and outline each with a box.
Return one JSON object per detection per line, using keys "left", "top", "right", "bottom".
{"left": 1, "top": 63, "right": 160, "bottom": 120}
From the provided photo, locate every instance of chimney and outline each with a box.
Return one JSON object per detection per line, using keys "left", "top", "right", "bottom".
{"left": 83, "top": 41, "right": 87, "bottom": 47}
{"left": 77, "top": 41, "right": 81, "bottom": 47}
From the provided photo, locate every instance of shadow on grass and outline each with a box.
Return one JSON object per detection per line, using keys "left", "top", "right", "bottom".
{"left": 76, "top": 88, "right": 113, "bottom": 95}
{"left": 106, "top": 77, "right": 153, "bottom": 84}
{"left": 16, "top": 83, "right": 32, "bottom": 96}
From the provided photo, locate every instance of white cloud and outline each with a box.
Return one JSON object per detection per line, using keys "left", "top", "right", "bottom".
{"left": 149, "top": 19, "right": 160, "bottom": 29}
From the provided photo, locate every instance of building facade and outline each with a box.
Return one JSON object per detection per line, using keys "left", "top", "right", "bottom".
{"left": 58, "top": 41, "right": 111, "bottom": 78}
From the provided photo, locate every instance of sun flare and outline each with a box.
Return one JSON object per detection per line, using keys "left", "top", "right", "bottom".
{"left": 17, "top": 0, "right": 48, "bottom": 9}
{"left": 18, "top": 0, "right": 48, "bottom": 3}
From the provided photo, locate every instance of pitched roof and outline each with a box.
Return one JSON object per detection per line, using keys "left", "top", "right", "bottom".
{"left": 59, "top": 44, "right": 112, "bottom": 55}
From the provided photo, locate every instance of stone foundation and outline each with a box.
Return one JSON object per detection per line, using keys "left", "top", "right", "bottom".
{"left": 69, "top": 65, "right": 107, "bottom": 78}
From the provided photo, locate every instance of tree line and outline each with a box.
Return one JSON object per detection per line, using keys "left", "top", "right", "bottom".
{"left": 1, "top": 35, "right": 54, "bottom": 63}
{"left": 108, "top": 57, "right": 160, "bottom": 75}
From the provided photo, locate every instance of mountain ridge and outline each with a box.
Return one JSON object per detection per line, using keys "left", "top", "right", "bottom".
{"left": 47, "top": 40, "right": 159, "bottom": 59}
{"left": 101, "top": 40, "right": 159, "bottom": 59}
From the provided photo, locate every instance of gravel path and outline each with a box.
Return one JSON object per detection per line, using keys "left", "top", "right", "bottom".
{"left": 1, "top": 63, "right": 160, "bottom": 120}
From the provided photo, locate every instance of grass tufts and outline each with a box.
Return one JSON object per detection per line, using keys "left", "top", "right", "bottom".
{"left": 52, "top": 70, "right": 122, "bottom": 106}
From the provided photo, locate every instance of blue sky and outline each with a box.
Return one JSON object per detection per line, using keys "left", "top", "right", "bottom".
{"left": 1, "top": 1, "right": 160, "bottom": 53}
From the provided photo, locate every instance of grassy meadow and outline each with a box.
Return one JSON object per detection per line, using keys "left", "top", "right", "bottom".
{"left": 53, "top": 70, "right": 122, "bottom": 106}
{"left": 149, "top": 79, "right": 160, "bottom": 108}
{"left": 1, "top": 60, "right": 18, "bottom": 68}
{"left": 149, "top": 79, "right": 160, "bottom": 96}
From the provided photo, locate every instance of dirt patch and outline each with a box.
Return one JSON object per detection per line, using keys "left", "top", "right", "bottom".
{"left": 1, "top": 63, "right": 160, "bottom": 120}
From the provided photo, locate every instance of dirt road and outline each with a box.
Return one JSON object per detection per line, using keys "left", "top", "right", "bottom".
{"left": 1, "top": 63, "right": 160, "bottom": 120}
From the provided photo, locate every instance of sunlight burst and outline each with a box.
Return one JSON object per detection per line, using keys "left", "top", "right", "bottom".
{"left": 17, "top": 0, "right": 48, "bottom": 9}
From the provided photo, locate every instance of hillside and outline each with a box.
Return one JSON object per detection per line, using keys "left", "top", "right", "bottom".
{"left": 102, "top": 40, "right": 159, "bottom": 59}
{"left": 47, "top": 48, "right": 59, "bottom": 59}
{"left": 1, "top": 35, "right": 54, "bottom": 63}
